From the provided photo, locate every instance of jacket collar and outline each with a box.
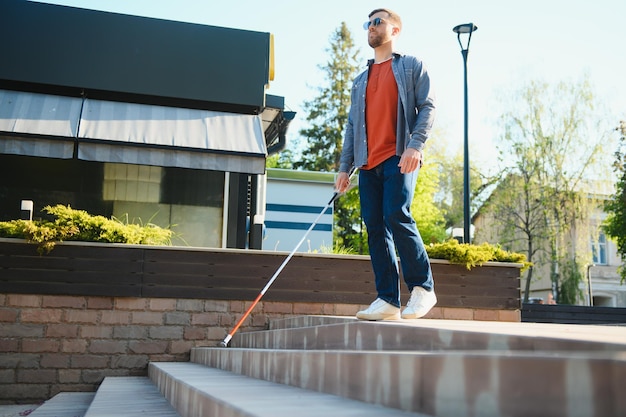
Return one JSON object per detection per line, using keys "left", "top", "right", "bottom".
{"left": 367, "top": 51, "right": 401, "bottom": 67}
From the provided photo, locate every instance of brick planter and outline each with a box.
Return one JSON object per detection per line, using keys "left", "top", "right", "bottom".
{"left": 0, "top": 238, "right": 521, "bottom": 310}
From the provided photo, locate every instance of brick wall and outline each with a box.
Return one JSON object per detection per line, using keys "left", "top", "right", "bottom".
{"left": 0, "top": 293, "right": 353, "bottom": 404}
{"left": 0, "top": 293, "right": 519, "bottom": 404}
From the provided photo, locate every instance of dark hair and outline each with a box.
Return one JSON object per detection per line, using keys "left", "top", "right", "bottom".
{"left": 368, "top": 8, "right": 402, "bottom": 31}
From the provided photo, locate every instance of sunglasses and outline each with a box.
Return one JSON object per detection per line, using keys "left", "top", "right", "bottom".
{"left": 363, "top": 17, "right": 386, "bottom": 30}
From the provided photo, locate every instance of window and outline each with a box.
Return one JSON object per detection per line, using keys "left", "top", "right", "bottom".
{"left": 591, "top": 231, "right": 607, "bottom": 265}
{"left": 593, "top": 295, "right": 615, "bottom": 307}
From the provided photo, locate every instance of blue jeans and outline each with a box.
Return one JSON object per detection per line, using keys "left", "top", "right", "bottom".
{"left": 359, "top": 156, "right": 434, "bottom": 308}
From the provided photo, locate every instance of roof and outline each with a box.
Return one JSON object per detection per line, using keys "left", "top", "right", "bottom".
{"left": 0, "top": 1, "right": 272, "bottom": 113}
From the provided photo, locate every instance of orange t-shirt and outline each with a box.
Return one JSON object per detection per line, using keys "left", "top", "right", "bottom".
{"left": 363, "top": 59, "right": 398, "bottom": 170}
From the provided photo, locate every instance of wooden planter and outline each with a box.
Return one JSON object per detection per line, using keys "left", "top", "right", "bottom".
{"left": 0, "top": 238, "right": 521, "bottom": 310}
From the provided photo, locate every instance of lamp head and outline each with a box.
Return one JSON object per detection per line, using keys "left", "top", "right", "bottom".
{"left": 453, "top": 23, "right": 478, "bottom": 34}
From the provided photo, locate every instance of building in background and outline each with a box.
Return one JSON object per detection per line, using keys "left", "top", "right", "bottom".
{"left": 264, "top": 169, "right": 336, "bottom": 253}
{"left": 0, "top": 1, "right": 294, "bottom": 250}
{"left": 585, "top": 205, "right": 624, "bottom": 307}
{"left": 473, "top": 182, "right": 625, "bottom": 307}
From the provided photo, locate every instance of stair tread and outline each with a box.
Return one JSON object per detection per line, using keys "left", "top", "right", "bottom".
{"left": 29, "top": 392, "right": 95, "bottom": 417}
{"left": 151, "top": 361, "right": 432, "bottom": 417}
{"left": 267, "top": 315, "right": 626, "bottom": 342}
{"left": 84, "top": 376, "right": 180, "bottom": 417}
{"left": 236, "top": 316, "right": 626, "bottom": 351}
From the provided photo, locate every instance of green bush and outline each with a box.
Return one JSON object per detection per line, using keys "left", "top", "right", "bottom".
{"left": 0, "top": 205, "right": 172, "bottom": 253}
{"left": 0, "top": 205, "right": 529, "bottom": 271}
{"left": 330, "top": 238, "right": 530, "bottom": 270}
{"left": 425, "top": 239, "right": 531, "bottom": 271}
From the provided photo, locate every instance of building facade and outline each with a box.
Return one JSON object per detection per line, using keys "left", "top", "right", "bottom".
{"left": 264, "top": 169, "right": 335, "bottom": 253}
{"left": 0, "top": 1, "right": 295, "bottom": 251}
{"left": 473, "top": 188, "right": 625, "bottom": 307}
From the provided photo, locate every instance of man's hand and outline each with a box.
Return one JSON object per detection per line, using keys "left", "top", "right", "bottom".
{"left": 335, "top": 171, "right": 350, "bottom": 193}
{"left": 398, "top": 148, "right": 422, "bottom": 174}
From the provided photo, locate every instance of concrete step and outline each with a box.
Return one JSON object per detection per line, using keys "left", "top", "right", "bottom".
{"left": 23, "top": 316, "right": 626, "bottom": 417}
{"left": 149, "top": 361, "right": 432, "bottom": 417}
{"left": 83, "top": 376, "right": 180, "bottom": 417}
{"left": 28, "top": 392, "right": 95, "bottom": 417}
{"left": 212, "top": 317, "right": 626, "bottom": 416}
{"left": 191, "top": 346, "right": 626, "bottom": 417}
{"left": 236, "top": 315, "right": 626, "bottom": 352}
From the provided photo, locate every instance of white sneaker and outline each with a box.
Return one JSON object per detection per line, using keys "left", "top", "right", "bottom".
{"left": 402, "top": 286, "right": 437, "bottom": 319}
{"left": 356, "top": 298, "right": 401, "bottom": 321}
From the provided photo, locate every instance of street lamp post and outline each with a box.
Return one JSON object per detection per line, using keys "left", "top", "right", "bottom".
{"left": 453, "top": 23, "right": 477, "bottom": 244}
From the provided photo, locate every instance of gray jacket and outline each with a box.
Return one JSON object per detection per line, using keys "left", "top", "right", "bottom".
{"left": 339, "top": 52, "right": 436, "bottom": 173}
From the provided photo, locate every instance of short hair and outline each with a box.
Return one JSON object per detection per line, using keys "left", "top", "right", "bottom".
{"left": 369, "top": 8, "right": 402, "bottom": 31}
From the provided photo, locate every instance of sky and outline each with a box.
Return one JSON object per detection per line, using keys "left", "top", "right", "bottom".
{"left": 32, "top": 0, "right": 626, "bottom": 172}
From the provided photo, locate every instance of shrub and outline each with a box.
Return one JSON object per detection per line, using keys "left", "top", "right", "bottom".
{"left": 0, "top": 206, "right": 529, "bottom": 271}
{"left": 0, "top": 205, "right": 172, "bottom": 253}
{"left": 425, "top": 239, "right": 531, "bottom": 271}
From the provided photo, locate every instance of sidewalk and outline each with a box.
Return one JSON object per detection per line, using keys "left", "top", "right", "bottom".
{"left": 0, "top": 404, "right": 40, "bottom": 417}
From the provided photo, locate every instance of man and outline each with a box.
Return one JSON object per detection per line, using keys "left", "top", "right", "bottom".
{"left": 335, "top": 8, "right": 436, "bottom": 320}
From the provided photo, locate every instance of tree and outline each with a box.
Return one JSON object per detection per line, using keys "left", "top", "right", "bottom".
{"left": 294, "top": 22, "right": 360, "bottom": 172}
{"left": 424, "top": 132, "right": 500, "bottom": 233}
{"left": 334, "top": 186, "right": 365, "bottom": 253}
{"left": 266, "top": 150, "right": 294, "bottom": 169}
{"left": 411, "top": 160, "right": 447, "bottom": 244}
{"left": 603, "top": 120, "right": 626, "bottom": 283}
{"left": 485, "top": 76, "right": 611, "bottom": 304}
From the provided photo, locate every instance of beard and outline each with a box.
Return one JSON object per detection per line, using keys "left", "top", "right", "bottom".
{"left": 368, "top": 32, "right": 384, "bottom": 48}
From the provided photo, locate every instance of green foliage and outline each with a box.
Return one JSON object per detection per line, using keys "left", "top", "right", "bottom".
{"left": 0, "top": 219, "right": 62, "bottom": 253}
{"left": 266, "top": 150, "right": 294, "bottom": 169}
{"left": 557, "top": 258, "right": 585, "bottom": 304}
{"left": 412, "top": 162, "right": 448, "bottom": 244}
{"left": 0, "top": 205, "right": 172, "bottom": 253}
{"left": 423, "top": 134, "right": 494, "bottom": 231}
{"left": 327, "top": 234, "right": 529, "bottom": 270}
{"left": 316, "top": 243, "right": 357, "bottom": 255}
{"left": 334, "top": 186, "right": 367, "bottom": 254}
{"left": 603, "top": 121, "right": 626, "bottom": 283}
{"left": 425, "top": 239, "right": 531, "bottom": 271}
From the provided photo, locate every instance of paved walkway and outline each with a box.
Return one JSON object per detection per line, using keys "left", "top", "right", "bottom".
{"left": 375, "top": 318, "right": 626, "bottom": 344}
{"left": 0, "top": 404, "right": 40, "bottom": 417}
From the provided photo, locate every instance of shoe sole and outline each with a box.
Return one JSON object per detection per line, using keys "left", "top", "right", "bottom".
{"left": 356, "top": 312, "right": 401, "bottom": 321}
{"left": 401, "top": 299, "right": 437, "bottom": 319}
